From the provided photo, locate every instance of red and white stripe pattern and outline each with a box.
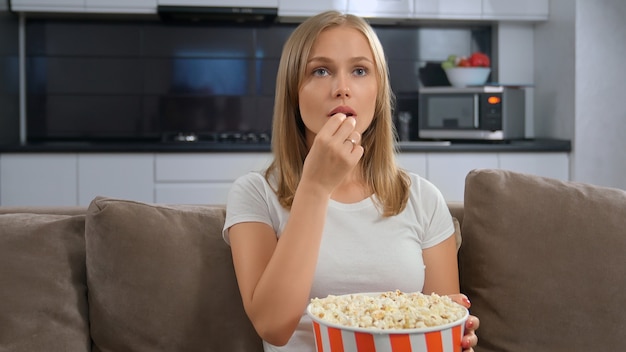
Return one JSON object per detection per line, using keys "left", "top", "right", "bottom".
{"left": 312, "top": 321, "right": 463, "bottom": 352}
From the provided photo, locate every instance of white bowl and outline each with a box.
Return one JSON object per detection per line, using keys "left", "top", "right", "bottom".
{"left": 444, "top": 67, "right": 491, "bottom": 87}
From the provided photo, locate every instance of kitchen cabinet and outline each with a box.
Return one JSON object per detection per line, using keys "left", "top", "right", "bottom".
{"left": 0, "top": 151, "right": 568, "bottom": 206}
{"left": 482, "top": 0, "right": 549, "bottom": 20}
{"left": 427, "top": 153, "right": 499, "bottom": 202}
{"left": 427, "top": 152, "right": 569, "bottom": 201}
{"left": 10, "top": 0, "right": 549, "bottom": 20}
{"left": 0, "top": 154, "right": 78, "bottom": 206}
{"left": 156, "top": 183, "right": 232, "bottom": 205}
{"left": 11, "top": 0, "right": 85, "bottom": 12}
{"left": 278, "top": 0, "right": 347, "bottom": 18}
{"left": 396, "top": 153, "right": 427, "bottom": 177}
{"left": 157, "top": 0, "right": 278, "bottom": 6}
{"left": 154, "top": 153, "right": 273, "bottom": 204}
{"left": 498, "top": 153, "right": 568, "bottom": 181}
{"left": 77, "top": 154, "right": 155, "bottom": 205}
{"left": 347, "top": 0, "right": 412, "bottom": 19}
{"left": 413, "top": 0, "right": 482, "bottom": 19}
{"left": 0, "top": 153, "right": 155, "bottom": 206}
{"left": 11, "top": 0, "right": 156, "bottom": 13}
{"left": 413, "top": 0, "right": 549, "bottom": 21}
{"left": 85, "top": 0, "right": 157, "bottom": 14}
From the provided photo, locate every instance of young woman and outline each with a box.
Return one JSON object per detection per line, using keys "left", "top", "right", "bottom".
{"left": 223, "top": 10, "right": 479, "bottom": 352}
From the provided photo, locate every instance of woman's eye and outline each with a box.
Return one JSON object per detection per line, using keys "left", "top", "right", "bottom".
{"left": 354, "top": 68, "right": 367, "bottom": 76}
{"left": 313, "top": 68, "right": 329, "bottom": 76}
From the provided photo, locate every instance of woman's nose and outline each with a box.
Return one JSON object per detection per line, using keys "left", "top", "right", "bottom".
{"left": 335, "top": 86, "right": 350, "bottom": 98}
{"left": 334, "top": 75, "right": 351, "bottom": 98}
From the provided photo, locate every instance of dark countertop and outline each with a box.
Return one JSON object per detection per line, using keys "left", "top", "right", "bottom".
{"left": 0, "top": 138, "right": 571, "bottom": 153}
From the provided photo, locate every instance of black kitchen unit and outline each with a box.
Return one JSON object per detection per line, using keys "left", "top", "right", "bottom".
{"left": 19, "top": 16, "right": 493, "bottom": 148}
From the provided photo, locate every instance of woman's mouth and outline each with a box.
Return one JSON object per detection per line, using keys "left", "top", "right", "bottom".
{"left": 329, "top": 106, "right": 357, "bottom": 118}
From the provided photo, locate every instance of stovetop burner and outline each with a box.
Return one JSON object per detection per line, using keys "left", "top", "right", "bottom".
{"left": 163, "top": 132, "right": 271, "bottom": 144}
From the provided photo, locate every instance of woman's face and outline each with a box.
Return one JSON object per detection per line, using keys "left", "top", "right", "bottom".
{"left": 298, "top": 25, "right": 378, "bottom": 145}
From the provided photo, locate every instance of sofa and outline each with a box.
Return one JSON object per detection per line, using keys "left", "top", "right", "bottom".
{"left": 1, "top": 168, "right": 625, "bottom": 352}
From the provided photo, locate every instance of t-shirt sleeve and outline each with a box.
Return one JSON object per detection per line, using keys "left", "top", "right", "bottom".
{"left": 418, "top": 177, "right": 455, "bottom": 249}
{"left": 222, "top": 172, "right": 274, "bottom": 245}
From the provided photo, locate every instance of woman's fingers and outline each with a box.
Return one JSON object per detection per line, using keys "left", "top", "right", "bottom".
{"left": 445, "top": 294, "right": 479, "bottom": 350}
{"left": 302, "top": 113, "right": 363, "bottom": 192}
{"left": 447, "top": 293, "right": 471, "bottom": 308}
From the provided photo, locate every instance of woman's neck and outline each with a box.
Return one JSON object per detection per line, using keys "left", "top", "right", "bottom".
{"left": 330, "top": 170, "right": 371, "bottom": 204}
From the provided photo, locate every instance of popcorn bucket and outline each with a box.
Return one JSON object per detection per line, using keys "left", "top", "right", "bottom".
{"left": 306, "top": 292, "right": 468, "bottom": 352}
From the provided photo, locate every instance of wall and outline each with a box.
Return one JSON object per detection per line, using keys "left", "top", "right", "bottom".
{"left": 574, "top": 0, "right": 626, "bottom": 189}
{"left": 0, "top": 1, "right": 19, "bottom": 146}
{"left": 535, "top": 0, "right": 626, "bottom": 190}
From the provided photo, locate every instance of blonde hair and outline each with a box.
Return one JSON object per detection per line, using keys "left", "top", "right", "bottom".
{"left": 265, "top": 11, "right": 410, "bottom": 217}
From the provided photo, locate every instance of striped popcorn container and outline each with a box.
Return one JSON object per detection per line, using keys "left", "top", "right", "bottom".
{"left": 307, "top": 305, "right": 468, "bottom": 352}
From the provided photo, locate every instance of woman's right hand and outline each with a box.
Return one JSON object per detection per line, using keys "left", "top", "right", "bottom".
{"left": 302, "top": 113, "right": 364, "bottom": 194}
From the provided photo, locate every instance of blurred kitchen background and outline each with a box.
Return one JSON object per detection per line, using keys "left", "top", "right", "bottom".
{"left": 6, "top": 13, "right": 491, "bottom": 144}
{"left": 1, "top": 0, "right": 625, "bottom": 205}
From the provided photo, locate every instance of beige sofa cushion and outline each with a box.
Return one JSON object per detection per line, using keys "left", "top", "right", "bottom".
{"left": 85, "top": 197, "right": 262, "bottom": 352}
{"left": 0, "top": 213, "right": 90, "bottom": 351}
{"left": 459, "top": 169, "right": 626, "bottom": 351}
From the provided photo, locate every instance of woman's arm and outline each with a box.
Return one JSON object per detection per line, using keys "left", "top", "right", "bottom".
{"left": 421, "top": 233, "right": 460, "bottom": 295}
{"left": 422, "top": 233, "right": 479, "bottom": 351}
{"left": 229, "top": 181, "right": 330, "bottom": 346}
{"left": 228, "top": 114, "right": 364, "bottom": 346}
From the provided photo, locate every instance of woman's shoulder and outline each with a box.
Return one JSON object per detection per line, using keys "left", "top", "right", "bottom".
{"left": 232, "top": 170, "right": 274, "bottom": 193}
{"left": 405, "top": 171, "right": 433, "bottom": 188}
{"left": 234, "top": 170, "right": 267, "bottom": 185}
{"left": 227, "top": 170, "right": 278, "bottom": 210}
{"left": 404, "top": 171, "right": 445, "bottom": 198}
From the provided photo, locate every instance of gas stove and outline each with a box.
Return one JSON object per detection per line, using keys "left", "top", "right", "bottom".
{"left": 163, "top": 132, "right": 271, "bottom": 144}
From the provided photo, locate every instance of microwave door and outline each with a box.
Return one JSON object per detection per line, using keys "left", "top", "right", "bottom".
{"left": 419, "top": 94, "right": 482, "bottom": 139}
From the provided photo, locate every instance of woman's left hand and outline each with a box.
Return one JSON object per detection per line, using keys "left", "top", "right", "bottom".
{"left": 447, "top": 293, "right": 479, "bottom": 352}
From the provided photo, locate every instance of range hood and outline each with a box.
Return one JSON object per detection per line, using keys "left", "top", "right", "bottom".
{"left": 157, "top": 5, "right": 277, "bottom": 23}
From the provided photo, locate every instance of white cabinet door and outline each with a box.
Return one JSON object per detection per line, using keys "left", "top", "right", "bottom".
{"left": 154, "top": 153, "right": 272, "bottom": 204}
{"left": 396, "top": 153, "right": 427, "bottom": 177}
{"left": 155, "top": 183, "right": 232, "bottom": 204}
{"left": 498, "top": 153, "right": 569, "bottom": 181}
{"left": 155, "top": 153, "right": 272, "bottom": 182}
{"left": 482, "top": 0, "right": 549, "bottom": 20}
{"left": 0, "top": 154, "right": 78, "bottom": 206}
{"left": 427, "top": 153, "right": 498, "bottom": 202}
{"left": 11, "top": 0, "right": 85, "bottom": 12}
{"left": 278, "top": 0, "right": 347, "bottom": 17}
{"left": 86, "top": 0, "right": 157, "bottom": 13}
{"left": 77, "top": 154, "right": 156, "bottom": 206}
{"left": 414, "top": 0, "right": 481, "bottom": 19}
{"left": 348, "top": 0, "right": 412, "bottom": 19}
{"left": 158, "top": 0, "right": 278, "bottom": 6}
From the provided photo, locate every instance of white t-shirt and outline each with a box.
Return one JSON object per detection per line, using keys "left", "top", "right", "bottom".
{"left": 222, "top": 171, "right": 455, "bottom": 352}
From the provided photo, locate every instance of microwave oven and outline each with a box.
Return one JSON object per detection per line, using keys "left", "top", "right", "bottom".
{"left": 418, "top": 86, "right": 525, "bottom": 140}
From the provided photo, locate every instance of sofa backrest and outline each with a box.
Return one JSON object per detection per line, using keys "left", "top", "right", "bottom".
{"left": 459, "top": 168, "right": 626, "bottom": 352}
{"left": 84, "top": 196, "right": 264, "bottom": 352}
{"left": 0, "top": 196, "right": 464, "bottom": 351}
{"left": 6, "top": 170, "right": 622, "bottom": 352}
{"left": 0, "top": 209, "right": 90, "bottom": 351}
{"left": 0, "top": 198, "right": 265, "bottom": 352}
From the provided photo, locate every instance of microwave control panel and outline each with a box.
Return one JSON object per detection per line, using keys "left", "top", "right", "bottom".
{"left": 480, "top": 93, "right": 503, "bottom": 131}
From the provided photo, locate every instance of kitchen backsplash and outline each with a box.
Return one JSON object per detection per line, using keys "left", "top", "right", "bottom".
{"left": 22, "top": 17, "right": 490, "bottom": 143}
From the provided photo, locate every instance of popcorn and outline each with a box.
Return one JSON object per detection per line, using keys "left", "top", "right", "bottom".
{"left": 309, "top": 290, "right": 466, "bottom": 330}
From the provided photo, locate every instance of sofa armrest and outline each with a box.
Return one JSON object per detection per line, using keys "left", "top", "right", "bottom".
{"left": 447, "top": 201, "right": 464, "bottom": 227}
